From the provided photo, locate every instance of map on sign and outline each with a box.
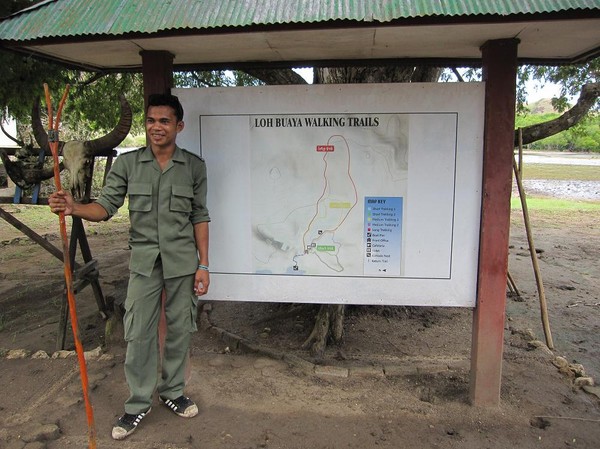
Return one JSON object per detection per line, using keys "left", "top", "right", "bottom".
{"left": 250, "top": 114, "right": 408, "bottom": 277}
{"left": 177, "top": 83, "right": 483, "bottom": 306}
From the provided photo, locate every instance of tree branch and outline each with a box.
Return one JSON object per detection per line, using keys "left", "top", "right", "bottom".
{"left": 515, "top": 82, "right": 599, "bottom": 146}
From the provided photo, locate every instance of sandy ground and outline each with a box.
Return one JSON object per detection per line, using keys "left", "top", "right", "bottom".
{"left": 0, "top": 153, "right": 599, "bottom": 448}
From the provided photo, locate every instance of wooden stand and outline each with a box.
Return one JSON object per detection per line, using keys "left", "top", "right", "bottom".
{"left": 0, "top": 204, "right": 109, "bottom": 350}
{"left": 56, "top": 216, "right": 109, "bottom": 350}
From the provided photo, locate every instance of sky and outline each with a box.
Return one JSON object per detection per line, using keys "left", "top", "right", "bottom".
{"left": 525, "top": 80, "right": 562, "bottom": 103}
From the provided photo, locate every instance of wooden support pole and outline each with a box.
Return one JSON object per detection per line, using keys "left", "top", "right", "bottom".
{"left": 140, "top": 50, "right": 174, "bottom": 147}
{"left": 470, "top": 38, "right": 519, "bottom": 406}
{"left": 507, "top": 270, "right": 521, "bottom": 297}
{"left": 140, "top": 50, "right": 174, "bottom": 106}
{"left": 512, "top": 156, "right": 554, "bottom": 349}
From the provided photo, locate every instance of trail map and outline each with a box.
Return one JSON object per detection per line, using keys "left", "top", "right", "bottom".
{"left": 251, "top": 114, "right": 407, "bottom": 277}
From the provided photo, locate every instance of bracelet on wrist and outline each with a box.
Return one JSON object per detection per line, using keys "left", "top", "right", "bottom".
{"left": 197, "top": 264, "right": 209, "bottom": 271}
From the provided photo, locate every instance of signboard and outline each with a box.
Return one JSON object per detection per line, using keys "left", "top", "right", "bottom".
{"left": 174, "top": 83, "right": 484, "bottom": 306}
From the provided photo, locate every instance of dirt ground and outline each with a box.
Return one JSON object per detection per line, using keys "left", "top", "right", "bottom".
{"left": 0, "top": 181, "right": 599, "bottom": 448}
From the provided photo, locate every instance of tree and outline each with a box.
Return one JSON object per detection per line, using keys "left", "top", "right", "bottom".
{"left": 1, "top": 1, "right": 145, "bottom": 140}
{"left": 226, "top": 63, "right": 598, "bottom": 357}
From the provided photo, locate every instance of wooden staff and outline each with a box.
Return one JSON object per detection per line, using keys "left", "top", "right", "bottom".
{"left": 44, "top": 83, "right": 97, "bottom": 449}
{"left": 513, "top": 128, "right": 554, "bottom": 349}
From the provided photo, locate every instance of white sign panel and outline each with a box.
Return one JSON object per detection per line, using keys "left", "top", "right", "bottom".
{"left": 174, "top": 83, "right": 484, "bottom": 307}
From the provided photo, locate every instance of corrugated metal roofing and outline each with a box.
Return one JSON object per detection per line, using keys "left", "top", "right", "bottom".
{"left": 1, "top": 0, "right": 599, "bottom": 42}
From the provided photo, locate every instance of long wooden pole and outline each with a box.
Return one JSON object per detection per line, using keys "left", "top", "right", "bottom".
{"left": 513, "top": 129, "right": 554, "bottom": 349}
{"left": 44, "top": 83, "right": 97, "bottom": 449}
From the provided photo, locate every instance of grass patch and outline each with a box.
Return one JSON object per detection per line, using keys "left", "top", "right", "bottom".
{"left": 511, "top": 196, "right": 600, "bottom": 212}
{"left": 0, "top": 199, "right": 130, "bottom": 242}
{"left": 521, "top": 163, "right": 600, "bottom": 181}
{"left": 0, "top": 204, "right": 61, "bottom": 241}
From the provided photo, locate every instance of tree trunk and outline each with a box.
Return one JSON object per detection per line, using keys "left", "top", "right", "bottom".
{"left": 301, "top": 304, "right": 345, "bottom": 357}
{"left": 315, "top": 66, "right": 441, "bottom": 84}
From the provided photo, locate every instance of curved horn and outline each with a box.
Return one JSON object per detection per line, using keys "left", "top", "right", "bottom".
{"left": 0, "top": 150, "right": 62, "bottom": 189}
{"left": 84, "top": 94, "right": 132, "bottom": 154}
{"left": 31, "top": 96, "right": 50, "bottom": 152}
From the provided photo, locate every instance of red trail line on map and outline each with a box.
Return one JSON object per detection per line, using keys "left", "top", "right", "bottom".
{"left": 302, "top": 135, "right": 358, "bottom": 249}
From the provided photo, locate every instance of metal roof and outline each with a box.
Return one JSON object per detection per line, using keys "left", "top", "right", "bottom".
{"left": 1, "top": 0, "right": 599, "bottom": 70}
{"left": 2, "top": 0, "right": 599, "bottom": 39}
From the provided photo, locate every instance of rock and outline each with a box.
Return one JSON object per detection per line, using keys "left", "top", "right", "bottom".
{"left": 51, "top": 350, "right": 75, "bottom": 359}
{"left": 573, "top": 377, "right": 594, "bottom": 388}
{"left": 6, "top": 349, "right": 30, "bottom": 359}
{"left": 552, "top": 356, "right": 569, "bottom": 369}
{"left": 527, "top": 340, "right": 553, "bottom": 355}
{"left": 30, "top": 351, "right": 49, "bottom": 359}
{"left": 349, "top": 366, "right": 385, "bottom": 378}
{"left": 568, "top": 363, "right": 586, "bottom": 377}
{"left": 314, "top": 365, "right": 349, "bottom": 378}
{"left": 83, "top": 346, "right": 103, "bottom": 360}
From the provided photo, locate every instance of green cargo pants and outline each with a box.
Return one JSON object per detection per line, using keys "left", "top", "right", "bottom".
{"left": 123, "top": 257, "right": 198, "bottom": 414}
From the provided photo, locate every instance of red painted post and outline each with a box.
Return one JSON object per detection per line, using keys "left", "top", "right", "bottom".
{"left": 470, "top": 38, "right": 519, "bottom": 406}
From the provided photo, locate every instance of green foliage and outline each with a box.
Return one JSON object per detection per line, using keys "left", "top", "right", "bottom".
{"left": 63, "top": 72, "right": 145, "bottom": 138}
{"left": 511, "top": 196, "right": 600, "bottom": 212}
{"left": 516, "top": 111, "right": 600, "bottom": 152}
{"left": 0, "top": 1, "right": 67, "bottom": 122}
{"left": 174, "top": 70, "right": 263, "bottom": 88}
{"left": 518, "top": 60, "right": 599, "bottom": 113}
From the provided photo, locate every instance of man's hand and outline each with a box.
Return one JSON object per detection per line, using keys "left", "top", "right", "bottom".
{"left": 194, "top": 269, "right": 210, "bottom": 296}
{"left": 48, "top": 190, "right": 74, "bottom": 216}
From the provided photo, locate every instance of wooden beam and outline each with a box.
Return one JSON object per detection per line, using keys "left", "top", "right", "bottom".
{"left": 0, "top": 205, "right": 64, "bottom": 262}
{"left": 140, "top": 50, "right": 174, "bottom": 106}
{"left": 470, "top": 38, "right": 519, "bottom": 406}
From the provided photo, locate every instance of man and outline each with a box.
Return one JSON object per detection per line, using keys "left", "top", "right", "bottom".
{"left": 49, "top": 93, "right": 210, "bottom": 440}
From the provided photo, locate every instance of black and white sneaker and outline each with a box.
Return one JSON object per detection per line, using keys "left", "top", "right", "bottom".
{"left": 111, "top": 408, "right": 151, "bottom": 440}
{"left": 160, "top": 395, "right": 198, "bottom": 418}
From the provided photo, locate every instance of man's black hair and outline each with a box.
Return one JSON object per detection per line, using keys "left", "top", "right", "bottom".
{"left": 147, "top": 94, "right": 184, "bottom": 122}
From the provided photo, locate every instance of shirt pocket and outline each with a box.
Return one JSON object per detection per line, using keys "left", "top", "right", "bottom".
{"left": 128, "top": 183, "right": 152, "bottom": 212}
{"left": 170, "top": 184, "right": 193, "bottom": 213}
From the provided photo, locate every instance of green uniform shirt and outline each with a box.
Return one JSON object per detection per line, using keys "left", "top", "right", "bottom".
{"left": 96, "top": 146, "right": 210, "bottom": 279}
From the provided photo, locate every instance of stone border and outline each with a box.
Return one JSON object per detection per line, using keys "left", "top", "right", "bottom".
{"left": 1, "top": 346, "right": 113, "bottom": 362}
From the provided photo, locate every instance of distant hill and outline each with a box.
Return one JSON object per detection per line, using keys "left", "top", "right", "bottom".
{"left": 526, "top": 98, "right": 564, "bottom": 114}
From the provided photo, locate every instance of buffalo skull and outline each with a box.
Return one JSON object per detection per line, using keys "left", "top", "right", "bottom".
{"left": 32, "top": 95, "right": 132, "bottom": 200}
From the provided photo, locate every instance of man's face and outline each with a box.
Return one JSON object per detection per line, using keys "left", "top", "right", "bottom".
{"left": 145, "top": 105, "right": 184, "bottom": 148}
